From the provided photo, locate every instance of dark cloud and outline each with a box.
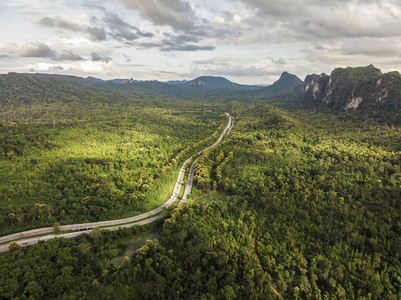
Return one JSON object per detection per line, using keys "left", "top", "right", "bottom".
{"left": 163, "top": 33, "right": 199, "bottom": 44}
{"left": 122, "top": 54, "right": 131, "bottom": 62}
{"left": 102, "top": 11, "right": 153, "bottom": 41}
{"left": 241, "top": 0, "right": 299, "bottom": 16}
{"left": 39, "top": 17, "right": 107, "bottom": 41}
{"left": 139, "top": 40, "right": 214, "bottom": 52}
{"left": 139, "top": 32, "right": 213, "bottom": 52}
{"left": 271, "top": 58, "right": 286, "bottom": 65}
{"left": 116, "top": 0, "right": 197, "bottom": 30}
{"left": 0, "top": 54, "right": 11, "bottom": 59}
{"left": 56, "top": 50, "right": 84, "bottom": 61}
{"left": 161, "top": 45, "right": 215, "bottom": 52}
{"left": 20, "top": 43, "right": 56, "bottom": 58}
{"left": 91, "top": 52, "right": 112, "bottom": 63}
{"left": 87, "top": 5, "right": 154, "bottom": 41}
{"left": 49, "top": 66, "right": 64, "bottom": 71}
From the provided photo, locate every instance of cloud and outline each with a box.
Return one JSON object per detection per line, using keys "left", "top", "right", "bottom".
{"left": 49, "top": 66, "right": 64, "bottom": 71}
{"left": 57, "top": 50, "right": 84, "bottom": 61}
{"left": 138, "top": 32, "right": 214, "bottom": 52}
{"left": 116, "top": 0, "right": 197, "bottom": 30}
{"left": 237, "top": 0, "right": 401, "bottom": 44}
{"left": 241, "top": 0, "right": 299, "bottom": 16}
{"left": 102, "top": 11, "right": 153, "bottom": 41}
{"left": 139, "top": 40, "right": 215, "bottom": 52}
{"left": 303, "top": 37, "right": 401, "bottom": 64}
{"left": 163, "top": 33, "right": 199, "bottom": 44}
{"left": 91, "top": 52, "right": 112, "bottom": 63}
{"left": 20, "top": 42, "right": 56, "bottom": 58}
{"left": 39, "top": 17, "right": 107, "bottom": 41}
{"left": 122, "top": 54, "right": 131, "bottom": 62}
{"left": 0, "top": 41, "right": 86, "bottom": 61}
{"left": 161, "top": 44, "right": 215, "bottom": 51}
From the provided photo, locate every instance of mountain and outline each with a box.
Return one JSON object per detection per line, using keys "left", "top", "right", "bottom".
{"left": 243, "top": 72, "right": 303, "bottom": 105}
{"left": 186, "top": 76, "right": 241, "bottom": 88}
{"left": 260, "top": 71, "right": 303, "bottom": 95}
{"left": 167, "top": 80, "right": 188, "bottom": 86}
{"left": 302, "top": 65, "right": 401, "bottom": 112}
{"left": 184, "top": 76, "right": 261, "bottom": 90}
{"left": 22, "top": 73, "right": 104, "bottom": 85}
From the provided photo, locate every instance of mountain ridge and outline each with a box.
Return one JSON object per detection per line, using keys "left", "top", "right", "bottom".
{"left": 302, "top": 65, "right": 401, "bottom": 111}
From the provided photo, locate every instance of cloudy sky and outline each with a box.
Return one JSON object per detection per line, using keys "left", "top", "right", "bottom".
{"left": 1, "top": 0, "right": 400, "bottom": 84}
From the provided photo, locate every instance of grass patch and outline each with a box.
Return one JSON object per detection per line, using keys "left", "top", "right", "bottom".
{"left": 194, "top": 191, "right": 229, "bottom": 203}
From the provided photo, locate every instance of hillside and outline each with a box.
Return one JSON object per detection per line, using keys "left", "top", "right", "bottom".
{"left": 260, "top": 71, "right": 303, "bottom": 95}
{"left": 185, "top": 76, "right": 258, "bottom": 89}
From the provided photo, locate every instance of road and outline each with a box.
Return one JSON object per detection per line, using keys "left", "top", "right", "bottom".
{"left": 0, "top": 216, "right": 161, "bottom": 253}
{"left": 0, "top": 156, "right": 192, "bottom": 245}
{"left": 181, "top": 113, "right": 234, "bottom": 203}
{"left": 0, "top": 113, "right": 234, "bottom": 252}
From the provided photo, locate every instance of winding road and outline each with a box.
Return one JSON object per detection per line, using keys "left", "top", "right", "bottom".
{"left": 0, "top": 113, "right": 234, "bottom": 252}
{"left": 181, "top": 113, "right": 234, "bottom": 203}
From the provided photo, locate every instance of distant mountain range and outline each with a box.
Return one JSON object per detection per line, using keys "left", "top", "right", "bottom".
{"left": 18, "top": 73, "right": 266, "bottom": 90}
{"left": 4, "top": 65, "right": 401, "bottom": 123}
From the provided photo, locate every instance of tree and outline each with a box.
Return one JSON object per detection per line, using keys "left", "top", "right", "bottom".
{"left": 53, "top": 222, "right": 61, "bottom": 233}
{"left": 90, "top": 227, "right": 102, "bottom": 242}
{"left": 8, "top": 241, "right": 21, "bottom": 252}
{"left": 25, "top": 281, "right": 44, "bottom": 299}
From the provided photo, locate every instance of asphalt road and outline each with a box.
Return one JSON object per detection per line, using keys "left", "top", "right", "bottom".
{"left": 0, "top": 113, "right": 234, "bottom": 252}
{"left": 180, "top": 113, "right": 234, "bottom": 204}
{"left": 0, "top": 216, "right": 162, "bottom": 253}
{"left": 0, "top": 156, "right": 191, "bottom": 245}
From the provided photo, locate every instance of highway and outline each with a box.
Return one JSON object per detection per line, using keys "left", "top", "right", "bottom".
{"left": 0, "top": 156, "right": 192, "bottom": 246}
{"left": 181, "top": 113, "right": 234, "bottom": 204}
{"left": 0, "top": 113, "right": 234, "bottom": 252}
{"left": 0, "top": 216, "right": 161, "bottom": 253}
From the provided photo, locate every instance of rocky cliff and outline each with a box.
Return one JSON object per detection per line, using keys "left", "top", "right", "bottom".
{"left": 302, "top": 65, "right": 401, "bottom": 111}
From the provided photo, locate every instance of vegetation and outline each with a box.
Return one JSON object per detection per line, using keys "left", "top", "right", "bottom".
{"left": 0, "top": 73, "right": 224, "bottom": 235}
{"left": 1, "top": 71, "right": 401, "bottom": 299}
{"left": 303, "top": 65, "right": 401, "bottom": 124}
{"left": 191, "top": 104, "right": 401, "bottom": 299}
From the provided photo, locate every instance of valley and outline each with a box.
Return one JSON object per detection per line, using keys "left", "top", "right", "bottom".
{"left": 0, "top": 112, "right": 234, "bottom": 249}
{"left": 1, "top": 66, "right": 401, "bottom": 299}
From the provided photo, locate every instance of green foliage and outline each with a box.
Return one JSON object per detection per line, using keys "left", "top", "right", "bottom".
{"left": 2, "top": 73, "right": 401, "bottom": 299}
{"left": 192, "top": 103, "right": 401, "bottom": 299}
{"left": 0, "top": 74, "right": 224, "bottom": 235}
{"left": 0, "top": 224, "right": 155, "bottom": 299}
{"left": 53, "top": 222, "right": 60, "bottom": 233}
{"left": 302, "top": 65, "right": 401, "bottom": 124}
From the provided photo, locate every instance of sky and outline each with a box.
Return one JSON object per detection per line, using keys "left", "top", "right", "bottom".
{"left": 1, "top": 0, "right": 401, "bottom": 85}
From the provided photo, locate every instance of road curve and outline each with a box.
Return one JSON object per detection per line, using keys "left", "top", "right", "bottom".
{"left": 0, "top": 156, "right": 191, "bottom": 246}
{"left": 0, "top": 216, "right": 162, "bottom": 253}
{"left": 0, "top": 113, "right": 233, "bottom": 251}
{"left": 180, "top": 113, "right": 234, "bottom": 204}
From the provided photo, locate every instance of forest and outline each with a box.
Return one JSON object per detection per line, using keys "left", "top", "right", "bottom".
{"left": 1, "top": 73, "right": 401, "bottom": 299}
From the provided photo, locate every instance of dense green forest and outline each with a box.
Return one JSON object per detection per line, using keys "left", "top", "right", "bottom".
{"left": 1, "top": 73, "right": 401, "bottom": 299}
{"left": 0, "top": 74, "right": 226, "bottom": 235}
